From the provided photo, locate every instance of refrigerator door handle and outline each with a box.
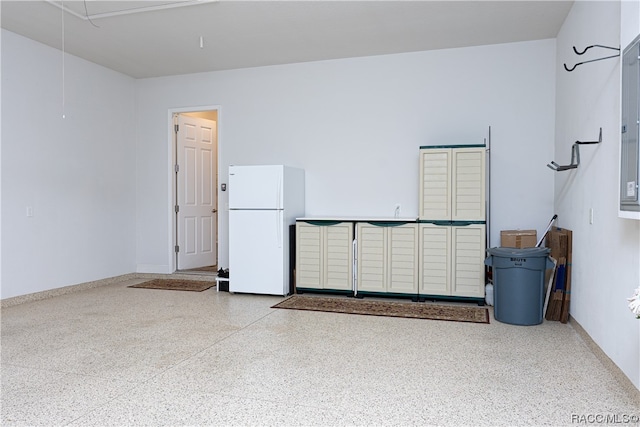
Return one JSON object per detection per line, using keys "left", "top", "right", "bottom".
{"left": 277, "top": 210, "right": 282, "bottom": 248}
{"left": 276, "top": 172, "right": 282, "bottom": 248}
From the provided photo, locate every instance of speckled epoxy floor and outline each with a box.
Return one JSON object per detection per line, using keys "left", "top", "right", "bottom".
{"left": 1, "top": 277, "right": 639, "bottom": 426}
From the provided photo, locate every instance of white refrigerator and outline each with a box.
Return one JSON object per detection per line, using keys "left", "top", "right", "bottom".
{"left": 228, "top": 165, "right": 305, "bottom": 295}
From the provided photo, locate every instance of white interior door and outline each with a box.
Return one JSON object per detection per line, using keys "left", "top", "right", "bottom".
{"left": 176, "top": 114, "right": 217, "bottom": 269}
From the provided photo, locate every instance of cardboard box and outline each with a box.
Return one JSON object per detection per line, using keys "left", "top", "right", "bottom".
{"left": 500, "top": 229, "right": 537, "bottom": 248}
{"left": 546, "top": 229, "right": 568, "bottom": 260}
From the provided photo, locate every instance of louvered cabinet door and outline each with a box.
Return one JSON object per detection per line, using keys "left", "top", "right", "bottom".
{"left": 451, "top": 224, "right": 486, "bottom": 298}
{"left": 356, "top": 224, "right": 387, "bottom": 292}
{"left": 452, "top": 148, "right": 486, "bottom": 221}
{"left": 324, "top": 223, "right": 354, "bottom": 291}
{"left": 296, "top": 222, "right": 323, "bottom": 289}
{"left": 387, "top": 224, "right": 419, "bottom": 294}
{"left": 419, "top": 224, "right": 451, "bottom": 296}
{"left": 419, "top": 148, "right": 451, "bottom": 221}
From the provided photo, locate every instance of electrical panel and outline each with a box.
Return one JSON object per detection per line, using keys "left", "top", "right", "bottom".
{"left": 621, "top": 34, "right": 640, "bottom": 212}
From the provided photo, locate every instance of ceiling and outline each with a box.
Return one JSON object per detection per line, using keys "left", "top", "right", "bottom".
{"left": 1, "top": 0, "right": 574, "bottom": 79}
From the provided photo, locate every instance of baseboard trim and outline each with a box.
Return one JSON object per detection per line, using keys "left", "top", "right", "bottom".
{"left": 1, "top": 272, "right": 217, "bottom": 308}
{"left": 136, "top": 264, "right": 173, "bottom": 274}
{"left": 1, "top": 274, "right": 138, "bottom": 308}
{"left": 569, "top": 315, "right": 640, "bottom": 398}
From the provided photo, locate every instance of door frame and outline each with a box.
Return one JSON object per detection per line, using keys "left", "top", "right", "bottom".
{"left": 167, "top": 105, "right": 221, "bottom": 273}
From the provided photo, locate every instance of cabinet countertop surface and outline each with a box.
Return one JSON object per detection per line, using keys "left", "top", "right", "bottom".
{"left": 296, "top": 217, "right": 418, "bottom": 222}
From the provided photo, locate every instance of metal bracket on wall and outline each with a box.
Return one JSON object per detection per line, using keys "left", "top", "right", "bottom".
{"left": 547, "top": 127, "right": 602, "bottom": 171}
{"left": 564, "top": 45, "right": 620, "bottom": 72}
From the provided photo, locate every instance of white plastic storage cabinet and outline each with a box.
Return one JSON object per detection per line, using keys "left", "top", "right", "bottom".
{"left": 295, "top": 221, "right": 354, "bottom": 292}
{"left": 419, "top": 146, "right": 486, "bottom": 221}
{"left": 356, "top": 222, "right": 418, "bottom": 296}
{"left": 419, "top": 223, "right": 486, "bottom": 299}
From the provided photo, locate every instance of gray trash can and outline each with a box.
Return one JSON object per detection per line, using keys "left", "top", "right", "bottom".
{"left": 485, "top": 247, "right": 554, "bottom": 325}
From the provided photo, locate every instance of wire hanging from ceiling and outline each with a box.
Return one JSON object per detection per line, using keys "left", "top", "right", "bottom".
{"left": 83, "top": 0, "right": 100, "bottom": 28}
{"left": 59, "top": 0, "right": 100, "bottom": 119}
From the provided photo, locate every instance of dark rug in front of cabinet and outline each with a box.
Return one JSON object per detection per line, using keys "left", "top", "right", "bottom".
{"left": 128, "top": 279, "right": 216, "bottom": 292}
{"left": 272, "top": 295, "right": 489, "bottom": 324}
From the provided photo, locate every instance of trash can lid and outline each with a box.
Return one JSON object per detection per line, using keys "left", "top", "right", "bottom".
{"left": 487, "top": 246, "right": 551, "bottom": 257}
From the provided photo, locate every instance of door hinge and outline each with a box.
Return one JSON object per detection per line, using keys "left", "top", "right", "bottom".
{"left": 175, "top": 164, "right": 179, "bottom": 173}
{"left": 175, "top": 205, "right": 179, "bottom": 213}
{"left": 622, "top": 124, "right": 627, "bottom": 133}
{"left": 174, "top": 124, "right": 179, "bottom": 133}
{"left": 175, "top": 245, "right": 180, "bottom": 253}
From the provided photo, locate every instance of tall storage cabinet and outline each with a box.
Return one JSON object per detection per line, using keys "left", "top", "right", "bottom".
{"left": 419, "top": 223, "right": 486, "bottom": 299}
{"left": 295, "top": 221, "right": 353, "bottom": 292}
{"left": 418, "top": 144, "right": 487, "bottom": 302}
{"left": 419, "top": 146, "right": 486, "bottom": 221}
{"left": 356, "top": 222, "right": 418, "bottom": 296}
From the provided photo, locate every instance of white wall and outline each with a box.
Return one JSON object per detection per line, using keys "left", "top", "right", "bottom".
{"left": 1, "top": 29, "right": 4, "bottom": 301}
{"left": 622, "top": 0, "right": 640, "bottom": 48}
{"left": 0, "top": 30, "right": 137, "bottom": 299}
{"left": 555, "top": 0, "right": 640, "bottom": 389}
{"left": 135, "top": 39, "right": 557, "bottom": 273}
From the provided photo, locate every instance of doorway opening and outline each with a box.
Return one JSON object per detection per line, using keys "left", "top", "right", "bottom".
{"left": 172, "top": 109, "right": 219, "bottom": 274}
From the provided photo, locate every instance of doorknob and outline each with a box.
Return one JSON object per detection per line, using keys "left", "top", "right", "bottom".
{"left": 212, "top": 209, "right": 217, "bottom": 213}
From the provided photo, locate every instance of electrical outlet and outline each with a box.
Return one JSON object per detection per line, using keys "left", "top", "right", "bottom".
{"left": 26, "top": 206, "right": 33, "bottom": 217}
{"left": 589, "top": 208, "right": 594, "bottom": 224}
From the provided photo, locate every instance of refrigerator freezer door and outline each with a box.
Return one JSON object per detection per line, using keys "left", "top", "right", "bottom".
{"left": 229, "top": 209, "right": 286, "bottom": 295}
{"left": 228, "top": 165, "right": 283, "bottom": 209}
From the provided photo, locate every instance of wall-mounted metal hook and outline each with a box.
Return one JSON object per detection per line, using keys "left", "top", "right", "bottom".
{"left": 573, "top": 45, "right": 620, "bottom": 55}
{"left": 564, "top": 45, "right": 620, "bottom": 72}
{"left": 547, "top": 128, "right": 602, "bottom": 172}
{"left": 575, "top": 127, "right": 602, "bottom": 145}
{"left": 548, "top": 144, "right": 580, "bottom": 171}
